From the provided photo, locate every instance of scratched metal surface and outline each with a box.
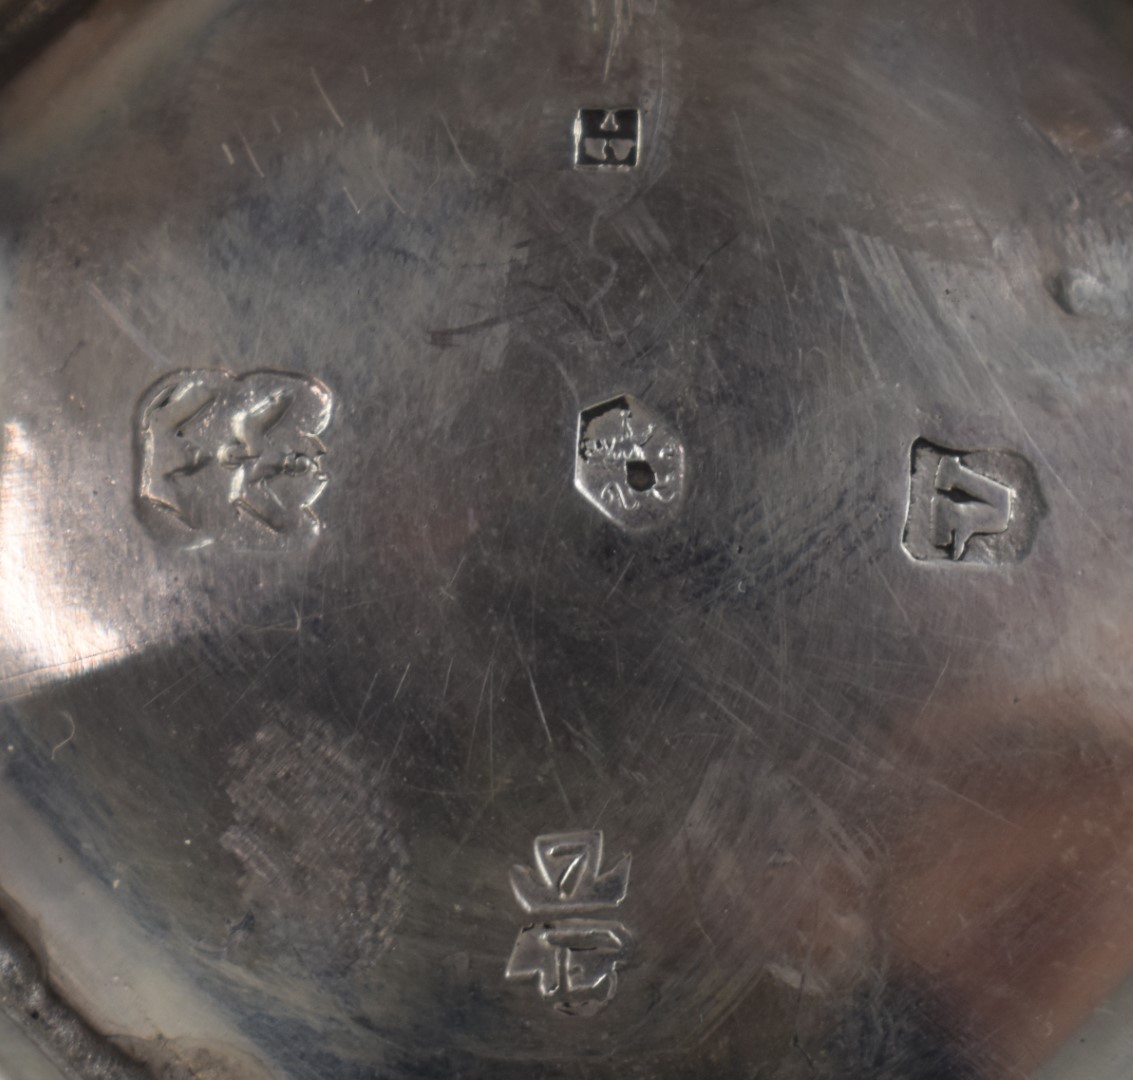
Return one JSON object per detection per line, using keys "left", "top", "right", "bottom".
{"left": 2, "top": 0, "right": 1133, "bottom": 1077}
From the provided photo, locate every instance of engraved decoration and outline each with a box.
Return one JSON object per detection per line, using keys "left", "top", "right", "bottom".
{"left": 902, "top": 438, "right": 1043, "bottom": 564}
{"left": 574, "top": 108, "right": 640, "bottom": 169}
{"left": 136, "top": 368, "right": 332, "bottom": 549}
{"left": 575, "top": 393, "right": 687, "bottom": 531}
{"left": 505, "top": 831, "right": 632, "bottom": 1017}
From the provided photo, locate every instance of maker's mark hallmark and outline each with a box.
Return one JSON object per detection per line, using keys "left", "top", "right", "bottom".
{"left": 136, "top": 368, "right": 332, "bottom": 550}
{"left": 574, "top": 108, "right": 640, "bottom": 169}
{"left": 902, "top": 438, "right": 1043, "bottom": 564}
{"left": 575, "top": 394, "right": 687, "bottom": 531}
{"left": 505, "top": 831, "right": 632, "bottom": 1017}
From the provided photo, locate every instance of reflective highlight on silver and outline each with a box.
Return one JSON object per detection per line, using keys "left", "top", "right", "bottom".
{"left": 573, "top": 108, "right": 639, "bottom": 168}
{"left": 136, "top": 369, "right": 332, "bottom": 549}
{"left": 505, "top": 832, "right": 632, "bottom": 1016}
{"left": 903, "top": 439, "right": 1043, "bottom": 564}
{"left": 2, "top": 0, "right": 1133, "bottom": 1076}
{"left": 574, "top": 394, "right": 686, "bottom": 530}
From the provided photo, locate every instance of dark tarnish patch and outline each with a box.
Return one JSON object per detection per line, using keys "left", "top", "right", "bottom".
{"left": 817, "top": 980, "right": 985, "bottom": 1080}
{"left": 220, "top": 720, "right": 408, "bottom": 981}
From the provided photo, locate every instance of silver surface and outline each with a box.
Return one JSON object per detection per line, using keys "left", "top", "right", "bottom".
{"left": 0, "top": 1011, "right": 67, "bottom": 1080}
{"left": 2, "top": 0, "right": 1133, "bottom": 1076}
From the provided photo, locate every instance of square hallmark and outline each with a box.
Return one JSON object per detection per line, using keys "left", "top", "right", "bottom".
{"left": 574, "top": 108, "right": 640, "bottom": 169}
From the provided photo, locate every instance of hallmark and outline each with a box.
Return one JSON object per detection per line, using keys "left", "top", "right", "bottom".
{"left": 505, "top": 831, "right": 632, "bottom": 1016}
{"left": 574, "top": 108, "right": 640, "bottom": 169}
{"left": 903, "top": 438, "right": 1043, "bottom": 564}
{"left": 136, "top": 368, "right": 332, "bottom": 549}
{"left": 575, "top": 394, "right": 687, "bottom": 530}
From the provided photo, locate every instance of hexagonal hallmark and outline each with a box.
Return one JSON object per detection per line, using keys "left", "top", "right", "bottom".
{"left": 574, "top": 394, "right": 687, "bottom": 531}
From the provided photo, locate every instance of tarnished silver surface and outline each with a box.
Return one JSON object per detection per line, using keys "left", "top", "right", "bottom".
{"left": 3, "top": 0, "right": 1133, "bottom": 1076}
{"left": 0, "top": 0, "right": 93, "bottom": 82}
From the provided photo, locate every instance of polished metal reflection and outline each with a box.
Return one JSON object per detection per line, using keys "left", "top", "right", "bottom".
{"left": 2, "top": 0, "right": 1133, "bottom": 1078}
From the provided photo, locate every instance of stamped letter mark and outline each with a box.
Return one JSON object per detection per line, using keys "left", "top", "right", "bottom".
{"left": 574, "top": 109, "right": 640, "bottom": 169}
{"left": 903, "top": 438, "right": 1043, "bottom": 564}
{"left": 505, "top": 831, "right": 632, "bottom": 1016}
{"left": 136, "top": 368, "right": 332, "bottom": 549}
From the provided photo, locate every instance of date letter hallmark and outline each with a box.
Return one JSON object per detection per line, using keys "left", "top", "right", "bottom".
{"left": 903, "top": 438, "right": 1044, "bottom": 565}
{"left": 505, "top": 831, "right": 632, "bottom": 1017}
{"left": 136, "top": 368, "right": 333, "bottom": 550}
{"left": 574, "top": 108, "right": 640, "bottom": 169}
{"left": 575, "top": 394, "right": 687, "bottom": 531}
